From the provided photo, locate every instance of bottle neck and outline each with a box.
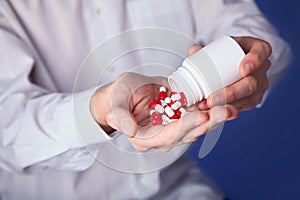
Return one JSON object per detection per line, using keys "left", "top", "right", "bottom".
{"left": 168, "top": 65, "right": 204, "bottom": 107}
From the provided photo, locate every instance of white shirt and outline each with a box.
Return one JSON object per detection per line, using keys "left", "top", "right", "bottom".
{"left": 0, "top": 0, "right": 290, "bottom": 199}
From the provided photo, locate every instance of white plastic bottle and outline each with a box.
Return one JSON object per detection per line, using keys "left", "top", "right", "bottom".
{"left": 168, "top": 36, "right": 245, "bottom": 106}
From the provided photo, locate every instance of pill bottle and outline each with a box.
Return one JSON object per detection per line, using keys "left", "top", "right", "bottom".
{"left": 168, "top": 36, "right": 245, "bottom": 106}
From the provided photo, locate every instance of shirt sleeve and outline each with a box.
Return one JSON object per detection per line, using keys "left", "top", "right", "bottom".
{"left": 0, "top": 12, "right": 111, "bottom": 173}
{"left": 192, "top": 0, "right": 291, "bottom": 103}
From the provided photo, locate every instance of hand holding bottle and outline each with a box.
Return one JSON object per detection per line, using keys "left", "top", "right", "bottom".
{"left": 195, "top": 36, "right": 272, "bottom": 112}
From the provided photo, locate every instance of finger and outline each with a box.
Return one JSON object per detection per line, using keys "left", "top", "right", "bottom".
{"left": 157, "top": 111, "right": 209, "bottom": 148}
{"left": 231, "top": 97, "right": 257, "bottom": 111}
{"left": 207, "top": 59, "right": 271, "bottom": 107}
{"left": 235, "top": 37, "right": 272, "bottom": 77}
{"left": 131, "top": 110, "right": 209, "bottom": 151}
{"left": 207, "top": 75, "right": 258, "bottom": 107}
{"left": 106, "top": 106, "right": 138, "bottom": 138}
{"left": 129, "top": 105, "right": 238, "bottom": 152}
{"left": 198, "top": 99, "right": 209, "bottom": 111}
{"left": 187, "top": 44, "right": 203, "bottom": 56}
{"left": 231, "top": 78, "right": 269, "bottom": 111}
{"left": 182, "top": 105, "right": 238, "bottom": 143}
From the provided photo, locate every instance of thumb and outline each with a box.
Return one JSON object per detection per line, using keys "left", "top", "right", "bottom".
{"left": 106, "top": 106, "right": 138, "bottom": 138}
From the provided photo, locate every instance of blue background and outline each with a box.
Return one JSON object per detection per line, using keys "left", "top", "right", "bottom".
{"left": 190, "top": 1, "right": 300, "bottom": 199}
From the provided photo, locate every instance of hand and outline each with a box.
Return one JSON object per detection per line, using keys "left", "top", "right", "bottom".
{"left": 90, "top": 72, "right": 237, "bottom": 152}
{"left": 197, "top": 36, "right": 272, "bottom": 112}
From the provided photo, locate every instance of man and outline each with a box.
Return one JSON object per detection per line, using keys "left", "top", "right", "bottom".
{"left": 0, "top": 0, "right": 290, "bottom": 199}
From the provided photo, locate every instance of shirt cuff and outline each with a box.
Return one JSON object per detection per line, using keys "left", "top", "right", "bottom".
{"left": 52, "top": 88, "right": 112, "bottom": 148}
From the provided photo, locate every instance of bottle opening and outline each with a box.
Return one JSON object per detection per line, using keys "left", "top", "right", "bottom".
{"left": 168, "top": 68, "right": 198, "bottom": 107}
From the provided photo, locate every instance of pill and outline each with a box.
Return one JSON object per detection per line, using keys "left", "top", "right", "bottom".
{"left": 170, "top": 91, "right": 177, "bottom": 97}
{"left": 160, "top": 100, "right": 168, "bottom": 108}
{"left": 150, "top": 99, "right": 161, "bottom": 108}
{"left": 164, "top": 97, "right": 171, "bottom": 104}
{"left": 161, "top": 115, "right": 170, "bottom": 125}
{"left": 155, "top": 104, "right": 165, "bottom": 114}
{"left": 179, "top": 107, "right": 187, "bottom": 116}
{"left": 175, "top": 110, "right": 182, "bottom": 117}
{"left": 170, "top": 114, "right": 179, "bottom": 119}
{"left": 151, "top": 112, "right": 161, "bottom": 119}
{"left": 159, "top": 86, "right": 166, "bottom": 92}
{"left": 149, "top": 86, "right": 189, "bottom": 125}
{"left": 171, "top": 101, "right": 181, "bottom": 110}
{"left": 159, "top": 91, "right": 166, "bottom": 100}
{"left": 165, "top": 106, "right": 175, "bottom": 118}
{"left": 178, "top": 92, "right": 187, "bottom": 106}
{"left": 152, "top": 118, "right": 163, "bottom": 125}
{"left": 171, "top": 93, "right": 181, "bottom": 102}
{"left": 150, "top": 109, "right": 156, "bottom": 115}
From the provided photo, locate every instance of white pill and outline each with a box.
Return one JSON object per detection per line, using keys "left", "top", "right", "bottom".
{"left": 149, "top": 109, "right": 156, "bottom": 116}
{"left": 165, "top": 97, "right": 171, "bottom": 104}
{"left": 155, "top": 104, "right": 164, "bottom": 114}
{"left": 171, "top": 101, "right": 181, "bottom": 110}
{"left": 159, "top": 86, "right": 166, "bottom": 92}
{"left": 161, "top": 115, "right": 170, "bottom": 124}
{"left": 160, "top": 100, "right": 167, "bottom": 107}
{"left": 165, "top": 106, "right": 175, "bottom": 118}
{"left": 171, "top": 94, "right": 180, "bottom": 101}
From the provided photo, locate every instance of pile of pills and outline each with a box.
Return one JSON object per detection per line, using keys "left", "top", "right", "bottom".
{"left": 149, "top": 86, "right": 188, "bottom": 125}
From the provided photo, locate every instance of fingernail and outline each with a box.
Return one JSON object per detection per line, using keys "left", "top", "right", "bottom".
{"left": 227, "top": 107, "right": 238, "bottom": 121}
{"left": 243, "top": 63, "right": 253, "bottom": 76}
{"left": 199, "top": 103, "right": 209, "bottom": 110}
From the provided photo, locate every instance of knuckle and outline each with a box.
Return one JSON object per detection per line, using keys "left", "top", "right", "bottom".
{"left": 226, "top": 87, "right": 237, "bottom": 102}
{"left": 265, "top": 59, "right": 272, "bottom": 70}
{"left": 248, "top": 76, "right": 258, "bottom": 93}
{"left": 261, "top": 40, "right": 272, "bottom": 56}
{"left": 253, "top": 50, "right": 262, "bottom": 62}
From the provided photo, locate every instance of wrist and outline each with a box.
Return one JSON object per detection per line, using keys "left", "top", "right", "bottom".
{"left": 89, "top": 83, "right": 115, "bottom": 134}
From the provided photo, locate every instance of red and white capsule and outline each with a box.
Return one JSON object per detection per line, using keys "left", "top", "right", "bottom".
{"left": 154, "top": 104, "right": 164, "bottom": 114}
{"left": 161, "top": 114, "right": 170, "bottom": 125}
{"left": 152, "top": 118, "right": 163, "bottom": 125}
{"left": 150, "top": 99, "right": 161, "bottom": 108}
{"left": 171, "top": 93, "right": 181, "bottom": 102}
{"left": 164, "top": 97, "right": 171, "bottom": 104}
{"left": 159, "top": 86, "right": 167, "bottom": 100}
{"left": 164, "top": 106, "right": 175, "bottom": 118}
{"left": 150, "top": 109, "right": 160, "bottom": 118}
{"left": 171, "top": 101, "right": 181, "bottom": 110}
{"left": 160, "top": 100, "right": 168, "bottom": 108}
{"left": 178, "top": 92, "right": 187, "bottom": 106}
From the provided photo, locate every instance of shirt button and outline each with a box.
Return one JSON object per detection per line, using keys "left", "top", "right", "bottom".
{"left": 95, "top": 7, "right": 101, "bottom": 16}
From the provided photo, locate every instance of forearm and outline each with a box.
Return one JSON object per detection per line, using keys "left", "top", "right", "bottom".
{"left": 0, "top": 17, "right": 111, "bottom": 173}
